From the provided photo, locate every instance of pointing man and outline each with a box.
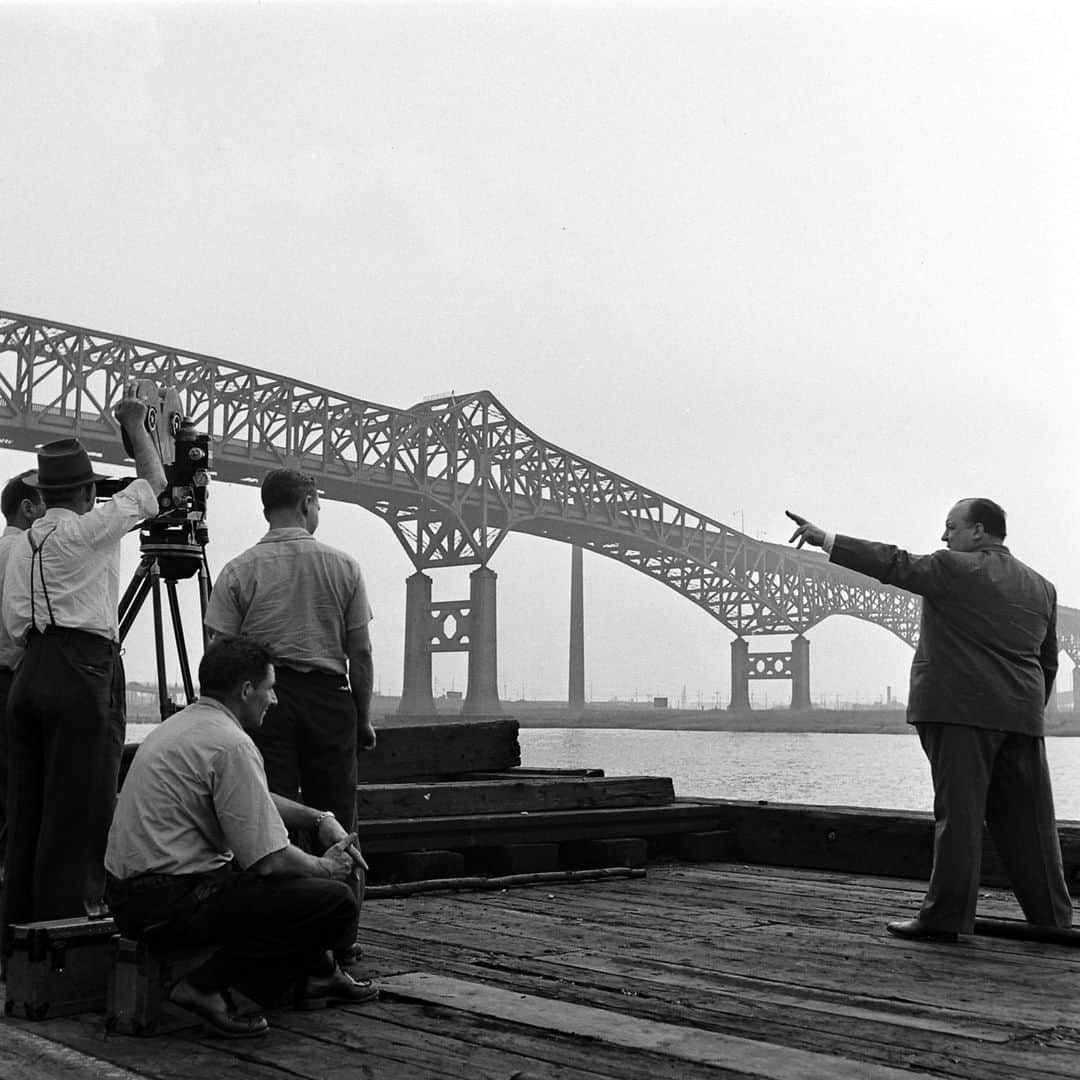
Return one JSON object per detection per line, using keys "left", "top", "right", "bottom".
{"left": 787, "top": 499, "right": 1072, "bottom": 942}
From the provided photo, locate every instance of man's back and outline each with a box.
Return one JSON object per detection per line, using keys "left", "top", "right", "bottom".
{"left": 831, "top": 536, "right": 1057, "bottom": 734}
{"left": 204, "top": 527, "right": 370, "bottom": 675}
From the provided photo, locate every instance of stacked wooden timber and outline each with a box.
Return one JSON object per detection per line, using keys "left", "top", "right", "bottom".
{"left": 352, "top": 718, "right": 734, "bottom": 884}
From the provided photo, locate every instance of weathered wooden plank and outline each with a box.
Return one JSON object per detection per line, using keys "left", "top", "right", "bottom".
{"left": 357, "top": 942, "right": 1080, "bottom": 1080}
{"left": 0, "top": 1022, "right": 149, "bottom": 1080}
{"left": 5, "top": 1013, "right": 292, "bottom": 1080}
{"left": 356, "top": 776, "right": 674, "bottom": 819}
{"left": 355, "top": 719, "right": 520, "bottom": 781}
{"left": 380, "top": 972, "right": 944, "bottom": 1080}
{"left": 269, "top": 1002, "right": 662, "bottom": 1080}
{"left": 355, "top": 800, "right": 730, "bottom": 853}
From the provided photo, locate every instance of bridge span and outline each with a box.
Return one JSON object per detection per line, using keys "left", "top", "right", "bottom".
{"left": 1, "top": 310, "right": 1077, "bottom": 714}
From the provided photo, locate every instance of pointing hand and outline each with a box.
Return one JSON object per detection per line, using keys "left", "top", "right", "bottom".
{"left": 786, "top": 510, "right": 826, "bottom": 550}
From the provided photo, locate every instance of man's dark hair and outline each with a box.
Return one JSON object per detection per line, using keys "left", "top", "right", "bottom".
{"left": 261, "top": 469, "right": 317, "bottom": 513}
{"left": 198, "top": 635, "right": 273, "bottom": 698}
{"left": 1, "top": 470, "right": 42, "bottom": 522}
{"left": 964, "top": 498, "right": 1007, "bottom": 540}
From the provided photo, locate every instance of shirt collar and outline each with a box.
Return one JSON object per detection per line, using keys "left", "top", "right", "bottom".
{"left": 257, "top": 526, "right": 313, "bottom": 544}
{"left": 197, "top": 695, "right": 245, "bottom": 730}
{"left": 40, "top": 507, "right": 80, "bottom": 522}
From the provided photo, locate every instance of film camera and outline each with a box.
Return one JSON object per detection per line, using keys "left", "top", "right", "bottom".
{"left": 98, "top": 380, "right": 211, "bottom": 578}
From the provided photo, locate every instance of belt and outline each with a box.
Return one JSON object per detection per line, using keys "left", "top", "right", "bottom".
{"left": 275, "top": 665, "right": 346, "bottom": 683}
{"left": 29, "top": 625, "right": 118, "bottom": 651}
{"left": 109, "top": 864, "right": 233, "bottom": 893}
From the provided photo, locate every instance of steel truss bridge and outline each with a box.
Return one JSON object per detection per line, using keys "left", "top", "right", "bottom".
{"left": 0, "top": 311, "right": 1076, "bottom": 712}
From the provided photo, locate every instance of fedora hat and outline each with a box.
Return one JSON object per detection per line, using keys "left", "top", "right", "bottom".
{"left": 24, "top": 438, "right": 110, "bottom": 491}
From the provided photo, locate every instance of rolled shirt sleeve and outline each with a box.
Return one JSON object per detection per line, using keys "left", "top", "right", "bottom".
{"left": 211, "top": 741, "right": 290, "bottom": 869}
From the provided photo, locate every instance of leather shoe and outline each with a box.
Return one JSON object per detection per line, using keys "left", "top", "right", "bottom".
{"left": 296, "top": 966, "right": 379, "bottom": 1010}
{"left": 170, "top": 979, "right": 270, "bottom": 1038}
{"left": 886, "top": 917, "right": 958, "bottom": 943}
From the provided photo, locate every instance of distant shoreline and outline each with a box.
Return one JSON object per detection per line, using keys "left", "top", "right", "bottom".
{"left": 129, "top": 695, "right": 1080, "bottom": 737}
{"left": 377, "top": 702, "right": 1080, "bottom": 737}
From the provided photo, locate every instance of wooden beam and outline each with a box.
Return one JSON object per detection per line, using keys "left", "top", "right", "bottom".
{"left": 379, "top": 972, "right": 943, "bottom": 1079}
{"left": 356, "top": 719, "right": 520, "bottom": 781}
{"left": 355, "top": 776, "right": 674, "bottom": 819}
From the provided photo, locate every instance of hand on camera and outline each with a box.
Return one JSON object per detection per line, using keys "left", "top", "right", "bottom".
{"left": 113, "top": 384, "right": 149, "bottom": 431}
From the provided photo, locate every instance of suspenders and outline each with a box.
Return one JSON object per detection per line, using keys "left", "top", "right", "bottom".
{"left": 27, "top": 524, "right": 59, "bottom": 633}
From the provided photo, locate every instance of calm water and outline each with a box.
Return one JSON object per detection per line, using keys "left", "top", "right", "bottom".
{"left": 127, "top": 723, "right": 1080, "bottom": 821}
{"left": 519, "top": 728, "right": 1080, "bottom": 821}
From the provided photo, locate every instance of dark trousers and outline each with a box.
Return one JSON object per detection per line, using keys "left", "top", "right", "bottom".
{"left": 253, "top": 668, "right": 362, "bottom": 947}
{"left": 106, "top": 868, "right": 357, "bottom": 1007}
{"left": 0, "top": 667, "right": 13, "bottom": 881}
{"left": 917, "top": 721, "right": 1074, "bottom": 933}
{"left": 2, "top": 630, "right": 124, "bottom": 939}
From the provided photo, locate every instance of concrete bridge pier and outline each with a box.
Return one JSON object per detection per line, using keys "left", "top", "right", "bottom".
{"left": 1074, "top": 667, "right": 1080, "bottom": 714}
{"left": 463, "top": 566, "right": 503, "bottom": 716}
{"left": 729, "top": 638, "right": 750, "bottom": 712}
{"left": 790, "top": 634, "right": 811, "bottom": 711}
{"left": 568, "top": 545, "right": 585, "bottom": 717}
{"left": 398, "top": 571, "right": 436, "bottom": 716}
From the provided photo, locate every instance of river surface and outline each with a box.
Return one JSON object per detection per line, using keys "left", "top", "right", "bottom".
{"left": 127, "top": 724, "right": 1080, "bottom": 821}
{"left": 518, "top": 728, "right": 1080, "bottom": 820}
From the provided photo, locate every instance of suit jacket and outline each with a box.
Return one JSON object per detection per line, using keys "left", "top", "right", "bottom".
{"left": 830, "top": 536, "right": 1058, "bottom": 736}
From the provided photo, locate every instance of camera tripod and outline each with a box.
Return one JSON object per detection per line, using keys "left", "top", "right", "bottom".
{"left": 118, "top": 525, "right": 212, "bottom": 722}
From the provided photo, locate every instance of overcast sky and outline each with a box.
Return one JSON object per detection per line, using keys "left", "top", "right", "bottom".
{"left": 1, "top": 1, "right": 1077, "bottom": 708}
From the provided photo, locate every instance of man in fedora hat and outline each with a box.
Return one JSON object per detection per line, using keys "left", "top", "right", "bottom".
{"left": 0, "top": 470, "right": 46, "bottom": 885}
{"left": 1, "top": 387, "right": 166, "bottom": 943}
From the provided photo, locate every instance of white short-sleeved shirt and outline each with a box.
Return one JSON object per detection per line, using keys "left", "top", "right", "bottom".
{"left": 2, "top": 479, "right": 159, "bottom": 643}
{"left": 105, "top": 697, "right": 289, "bottom": 879}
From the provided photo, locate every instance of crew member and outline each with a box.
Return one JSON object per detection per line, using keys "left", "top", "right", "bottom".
{"left": 106, "top": 635, "right": 376, "bottom": 1038}
{"left": 0, "top": 470, "right": 46, "bottom": 881}
{"left": 787, "top": 500, "right": 1071, "bottom": 941}
{"left": 204, "top": 468, "right": 375, "bottom": 966}
{"left": 1, "top": 387, "right": 165, "bottom": 943}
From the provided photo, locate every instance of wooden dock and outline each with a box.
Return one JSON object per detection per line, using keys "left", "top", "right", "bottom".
{"left": 4, "top": 860, "right": 1080, "bottom": 1079}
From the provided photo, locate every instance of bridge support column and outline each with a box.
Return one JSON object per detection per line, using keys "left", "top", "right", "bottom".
{"left": 790, "top": 635, "right": 811, "bottom": 711}
{"left": 1074, "top": 667, "right": 1080, "bottom": 714}
{"left": 398, "top": 572, "right": 436, "bottom": 716}
{"left": 568, "top": 545, "right": 585, "bottom": 717}
{"left": 729, "top": 638, "right": 750, "bottom": 712}
{"left": 463, "top": 566, "right": 502, "bottom": 716}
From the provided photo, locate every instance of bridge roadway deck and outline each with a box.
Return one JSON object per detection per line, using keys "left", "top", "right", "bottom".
{"left": 3, "top": 862, "right": 1079, "bottom": 1079}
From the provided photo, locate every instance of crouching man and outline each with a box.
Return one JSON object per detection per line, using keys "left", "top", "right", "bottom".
{"left": 104, "top": 635, "right": 377, "bottom": 1039}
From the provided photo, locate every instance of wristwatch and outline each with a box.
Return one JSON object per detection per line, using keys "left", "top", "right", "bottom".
{"left": 313, "top": 810, "right": 336, "bottom": 831}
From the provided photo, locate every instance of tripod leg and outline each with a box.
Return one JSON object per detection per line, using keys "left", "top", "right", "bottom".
{"left": 198, "top": 549, "right": 212, "bottom": 648}
{"left": 119, "top": 561, "right": 155, "bottom": 642}
{"left": 164, "top": 579, "right": 195, "bottom": 705}
{"left": 150, "top": 572, "right": 172, "bottom": 721}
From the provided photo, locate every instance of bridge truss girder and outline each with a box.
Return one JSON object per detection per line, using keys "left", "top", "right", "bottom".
{"left": 1, "top": 310, "right": 1077, "bottom": 660}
